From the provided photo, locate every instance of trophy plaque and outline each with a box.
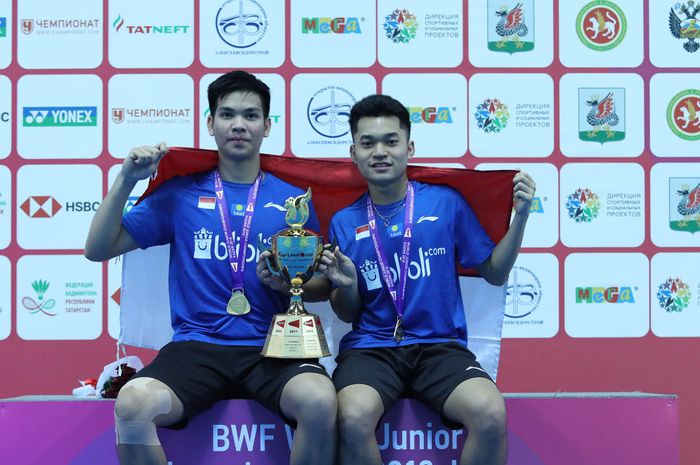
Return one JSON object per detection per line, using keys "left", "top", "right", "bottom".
{"left": 261, "top": 188, "right": 331, "bottom": 358}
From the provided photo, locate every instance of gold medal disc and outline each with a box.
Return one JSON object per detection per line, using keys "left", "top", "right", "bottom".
{"left": 227, "top": 291, "right": 250, "bottom": 315}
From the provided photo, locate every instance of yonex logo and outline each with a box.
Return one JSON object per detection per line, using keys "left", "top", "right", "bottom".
{"left": 23, "top": 106, "right": 97, "bottom": 127}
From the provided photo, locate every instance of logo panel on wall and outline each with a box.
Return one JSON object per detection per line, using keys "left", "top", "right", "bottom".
{"left": 669, "top": 1, "right": 700, "bottom": 53}
{"left": 666, "top": 89, "right": 700, "bottom": 141}
{"left": 487, "top": 0, "right": 534, "bottom": 53}
{"left": 578, "top": 87, "right": 625, "bottom": 143}
{"left": 576, "top": 0, "right": 626, "bottom": 51}
{"left": 669, "top": 177, "right": 700, "bottom": 233}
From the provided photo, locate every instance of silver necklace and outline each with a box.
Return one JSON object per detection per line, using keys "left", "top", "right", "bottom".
{"left": 372, "top": 199, "right": 406, "bottom": 227}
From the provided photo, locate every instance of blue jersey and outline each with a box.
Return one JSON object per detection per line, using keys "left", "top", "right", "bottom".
{"left": 122, "top": 170, "right": 320, "bottom": 346}
{"left": 329, "top": 182, "right": 495, "bottom": 351}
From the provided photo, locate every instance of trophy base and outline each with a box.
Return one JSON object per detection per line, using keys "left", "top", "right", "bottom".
{"left": 262, "top": 313, "right": 331, "bottom": 358}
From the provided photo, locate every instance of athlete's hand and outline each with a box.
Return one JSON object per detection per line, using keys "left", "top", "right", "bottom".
{"left": 121, "top": 142, "right": 168, "bottom": 183}
{"left": 512, "top": 170, "right": 536, "bottom": 217}
{"left": 318, "top": 246, "right": 358, "bottom": 290}
{"left": 256, "top": 250, "right": 290, "bottom": 293}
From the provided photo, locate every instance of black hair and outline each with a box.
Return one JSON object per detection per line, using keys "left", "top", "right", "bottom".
{"left": 349, "top": 94, "right": 411, "bottom": 140}
{"left": 207, "top": 70, "right": 271, "bottom": 118}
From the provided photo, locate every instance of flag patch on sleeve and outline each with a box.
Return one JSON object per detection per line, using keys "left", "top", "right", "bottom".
{"left": 355, "top": 224, "right": 369, "bottom": 240}
{"left": 198, "top": 196, "right": 216, "bottom": 210}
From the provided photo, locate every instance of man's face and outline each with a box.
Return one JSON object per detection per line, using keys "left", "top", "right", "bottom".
{"left": 207, "top": 91, "right": 271, "bottom": 161}
{"left": 350, "top": 115, "right": 414, "bottom": 187}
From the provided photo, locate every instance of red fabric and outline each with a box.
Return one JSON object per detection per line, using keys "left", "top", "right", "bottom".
{"left": 140, "top": 147, "right": 516, "bottom": 276}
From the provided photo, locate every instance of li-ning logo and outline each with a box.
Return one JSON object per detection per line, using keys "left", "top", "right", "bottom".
{"left": 669, "top": 1, "right": 700, "bottom": 53}
{"left": 657, "top": 277, "right": 691, "bottom": 313}
{"left": 383, "top": 9, "right": 418, "bottom": 43}
{"left": 475, "top": 98, "right": 509, "bottom": 133}
{"left": 22, "top": 280, "right": 57, "bottom": 316}
{"left": 666, "top": 89, "right": 700, "bottom": 141}
{"left": 579, "top": 88, "right": 625, "bottom": 144}
{"left": 566, "top": 188, "right": 600, "bottom": 223}
{"left": 488, "top": 1, "right": 534, "bottom": 53}
{"left": 307, "top": 86, "right": 355, "bottom": 138}
{"left": 20, "top": 196, "right": 62, "bottom": 218}
{"left": 576, "top": 0, "right": 626, "bottom": 51}
{"left": 23, "top": 107, "right": 97, "bottom": 127}
{"left": 216, "top": 0, "right": 268, "bottom": 49}
{"left": 505, "top": 266, "right": 542, "bottom": 319}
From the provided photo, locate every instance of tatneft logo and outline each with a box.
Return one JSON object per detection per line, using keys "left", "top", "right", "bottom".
{"left": 193, "top": 228, "right": 271, "bottom": 262}
{"left": 579, "top": 88, "right": 625, "bottom": 143}
{"left": 666, "top": 89, "right": 700, "bottom": 141}
{"left": 359, "top": 247, "right": 447, "bottom": 291}
{"left": 21, "top": 280, "right": 57, "bottom": 316}
{"left": 301, "top": 17, "right": 363, "bottom": 34}
{"left": 407, "top": 107, "right": 454, "bottom": 124}
{"left": 566, "top": 188, "right": 600, "bottom": 223}
{"left": 307, "top": 86, "right": 356, "bottom": 138}
{"left": 505, "top": 266, "right": 542, "bottom": 318}
{"left": 488, "top": 0, "right": 534, "bottom": 53}
{"left": 23, "top": 107, "right": 98, "bottom": 127}
{"left": 657, "top": 278, "right": 691, "bottom": 313}
{"left": 576, "top": 1, "right": 626, "bottom": 51}
{"left": 669, "top": 1, "right": 700, "bottom": 53}
{"left": 21, "top": 18, "right": 100, "bottom": 35}
{"left": 0, "top": 17, "right": 6, "bottom": 37}
{"left": 575, "top": 286, "right": 636, "bottom": 304}
{"left": 669, "top": 178, "right": 700, "bottom": 233}
{"left": 383, "top": 9, "right": 418, "bottom": 43}
{"left": 474, "top": 98, "right": 509, "bottom": 133}
{"left": 215, "top": 0, "right": 268, "bottom": 49}
{"left": 20, "top": 196, "right": 100, "bottom": 218}
{"left": 112, "top": 107, "right": 191, "bottom": 125}
{"left": 112, "top": 14, "right": 190, "bottom": 34}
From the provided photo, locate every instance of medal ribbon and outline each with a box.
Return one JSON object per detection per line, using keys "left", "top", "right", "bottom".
{"left": 366, "top": 182, "right": 415, "bottom": 321}
{"left": 214, "top": 170, "right": 261, "bottom": 293}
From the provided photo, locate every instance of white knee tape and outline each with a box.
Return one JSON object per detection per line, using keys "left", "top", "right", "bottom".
{"left": 115, "top": 378, "right": 173, "bottom": 446}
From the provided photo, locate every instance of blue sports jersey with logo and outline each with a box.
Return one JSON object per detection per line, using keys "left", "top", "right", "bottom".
{"left": 122, "top": 171, "right": 320, "bottom": 346}
{"left": 329, "top": 182, "right": 495, "bottom": 351}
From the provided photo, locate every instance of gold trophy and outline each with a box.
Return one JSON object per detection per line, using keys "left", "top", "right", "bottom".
{"left": 261, "top": 188, "right": 332, "bottom": 358}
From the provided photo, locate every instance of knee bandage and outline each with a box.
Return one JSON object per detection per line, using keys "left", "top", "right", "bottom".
{"left": 114, "top": 378, "right": 173, "bottom": 446}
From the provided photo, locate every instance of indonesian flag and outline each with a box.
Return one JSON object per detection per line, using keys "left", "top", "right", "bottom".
{"left": 121, "top": 148, "right": 515, "bottom": 379}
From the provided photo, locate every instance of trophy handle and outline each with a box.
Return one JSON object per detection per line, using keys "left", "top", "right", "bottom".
{"left": 259, "top": 238, "right": 283, "bottom": 277}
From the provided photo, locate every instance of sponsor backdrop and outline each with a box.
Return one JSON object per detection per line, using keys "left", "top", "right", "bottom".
{"left": 0, "top": 0, "right": 698, "bottom": 463}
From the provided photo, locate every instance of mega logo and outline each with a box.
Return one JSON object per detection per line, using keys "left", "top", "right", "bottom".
{"left": 530, "top": 196, "right": 544, "bottom": 213}
{"left": 657, "top": 277, "right": 691, "bottom": 313}
{"left": 21, "top": 279, "right": 57, "bottom": 316}
{"left": 565, "top": 188, "right": 601, "bottom": 223}
{"left": 488, "top": 0, "right": 534, "bottom": 53}
{"left": 307, "top": 86, "right": 355, "bottom": 138}
{"left": 23, "top": 106, "right": 97, "bottom": 127}
{"left": 669, "top": 177, "right": 700, "bottom": 233}
{"left": 383, "top": 9, "right": 418, "bottom": 43}
{"left": 215, "top": 0, "right": 268, "bottom": 49}
{"left": 505, "top": 266, "right": 542, "bottom": 318}
{"left": 0, "top": 17, "right": 6, "bottom": 37}
{"left": 578, "top": 88, "right": 625, "bottom": 143}
{"left": 112, "top": 14, "right": 189, "bottom": 34}
{"left": 669, "top": 1, "right": 700, "bottom": 53}
{"left": 302, "top": 17, "right": 362, "bottom": 34}
{"left": 576, "top": 0, "right": 627, "bottom": 51}
{"left": 666, "top": 89, "right": 700, "bottom": 141}
{"left": 575, "top": 286, "right": 636, "bottom": 303}
{"left": 407, "top": 107, "right": 454, "bottom": 124}
{"left": 474, "top": 98, "right": 509, "bottom": 133}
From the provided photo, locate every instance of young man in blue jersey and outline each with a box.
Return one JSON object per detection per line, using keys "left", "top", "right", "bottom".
{"left": 85, "top": 70, "right": 337, "bottom": 465}
{"left": 317, "top": 94, "right": 536, "bottom": 465}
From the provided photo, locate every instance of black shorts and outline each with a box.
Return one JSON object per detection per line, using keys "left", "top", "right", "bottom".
{"left": 332, "top": 342, "right": 493, "bottom": 427}
{"left": 134, "top": 340, "right": 330, "bottom": 429}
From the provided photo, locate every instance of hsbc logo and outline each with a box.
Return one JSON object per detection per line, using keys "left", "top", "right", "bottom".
{"left": 20, "top": 196, "right": 100, "bottom": 218}
{"left": 20, "top": 196, "right": 62, "bottom": 218}
{"left": 1, "top": 112, "right": 8, "bottom": 123}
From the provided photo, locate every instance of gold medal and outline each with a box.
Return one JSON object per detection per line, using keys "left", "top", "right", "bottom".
{"left": 227, "top": 290, "right": 250, "bottom": 315}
